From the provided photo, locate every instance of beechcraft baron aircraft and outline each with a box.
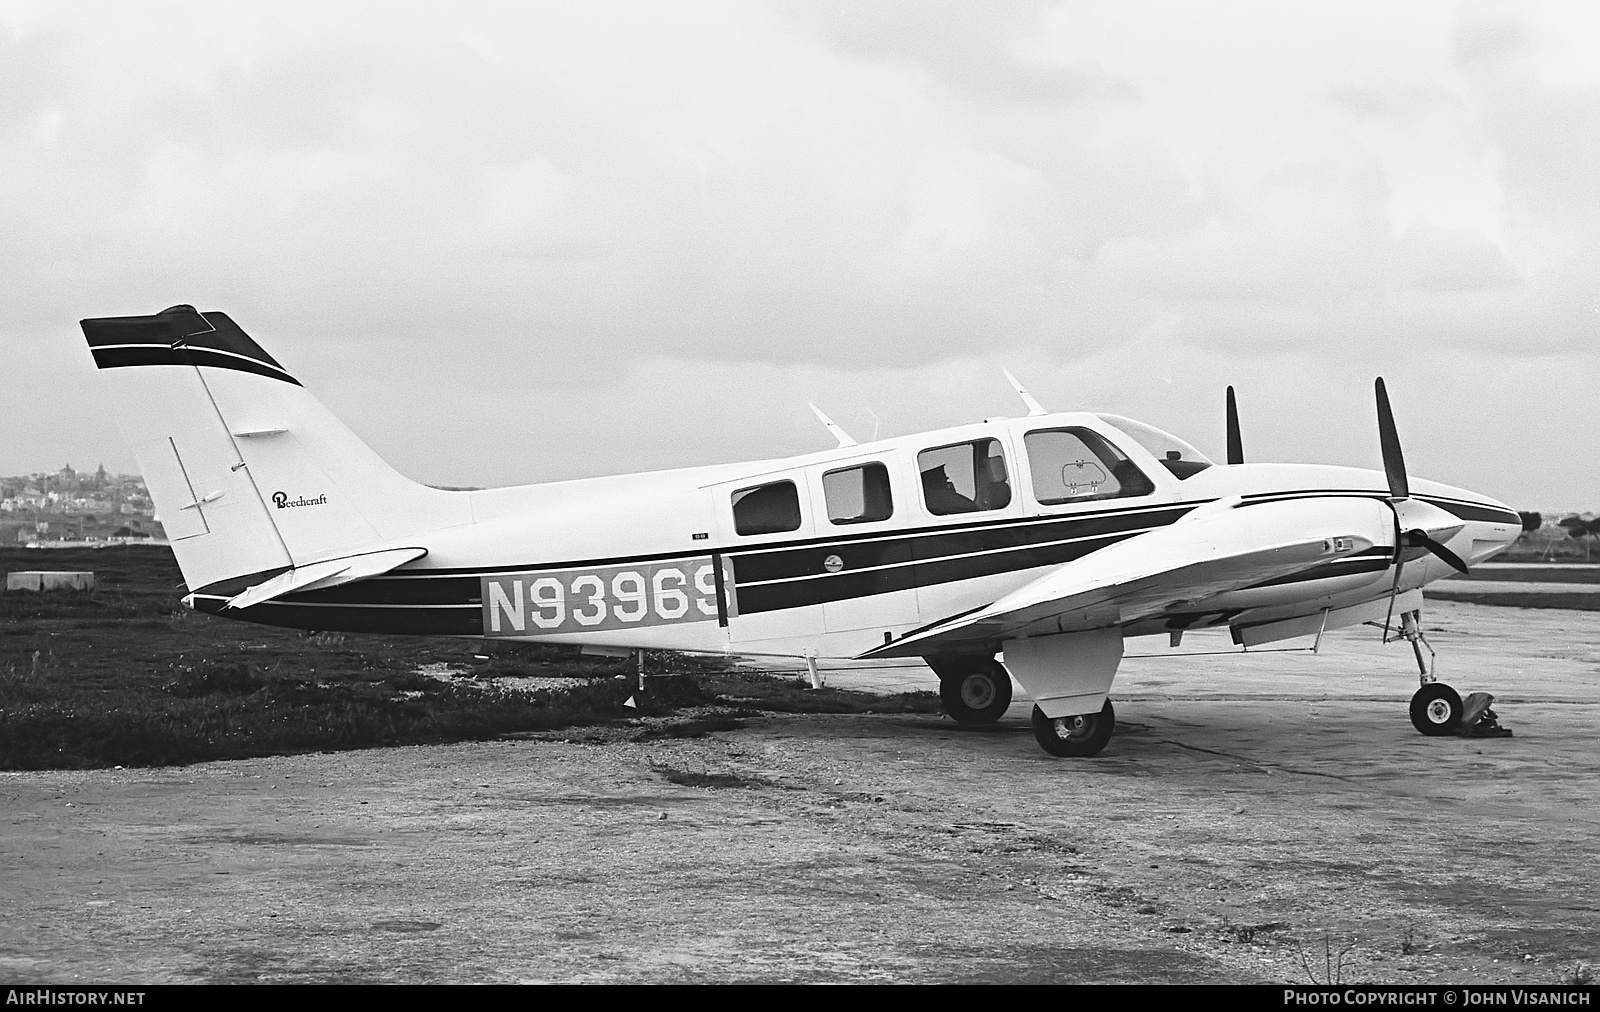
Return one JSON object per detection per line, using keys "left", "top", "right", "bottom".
{"left": 81, "top": 306, "right": 1525, "bottom": 757}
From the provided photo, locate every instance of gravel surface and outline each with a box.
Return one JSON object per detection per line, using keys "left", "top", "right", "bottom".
{"left": 2, "top": 601, "right": 1597, "bottom": 984}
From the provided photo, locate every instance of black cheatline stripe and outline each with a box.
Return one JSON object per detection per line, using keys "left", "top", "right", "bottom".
{"left": 388, "top": 499, "right": 1219, "bottom": 578}
{"left": 365, "top": 493, "right": 1502, "bottom": 587}
{"left": 278, "top": 528, "right": 1137, "bottom": 612}
{"left": 736, "top": 531, "right": 1138, "bottom": 615}
{"left": 731, "top": 505, "right": 1195, "bottom": 584}
{"left": 283, "top": 575, "right": 481, "bottom": 606}
{"left": 91, "top": 344, "right": 301, "bottom": 386}
{"left": 192, "top": 573, "right": 479, "bottom": 607}
{"left": 385, "top": 547, "right": 719, "bottom": 578}
{"left": 1241, "top": 488, "right": 1386, "bottom": 500}
{"left": 203, "top": 503, "right": 1195, "bottom": 613}
{"left": 190, "top": 595, "right": 481, "bottom": 636}
{"left": 1424, "top": 499, "right": 1520, "bottom": 525}
{"left": 195, "top": 527, "right": 1144, "bottom": 621}
{"left": 736, "top": 538, "right": 912, "bottom": 584}
{"left": 1242, "top": 555, "right": 1393, "bottom": 590}
{"left": 742, "top": 560, "right": 920, "bottom": 612}
{"left": 1239, "top": 488, "right": 1519, "bottom": 526}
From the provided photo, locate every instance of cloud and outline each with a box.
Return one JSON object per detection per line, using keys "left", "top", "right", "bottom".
{"left": 0, "top": 1, "right": 1596, "bottom": 506}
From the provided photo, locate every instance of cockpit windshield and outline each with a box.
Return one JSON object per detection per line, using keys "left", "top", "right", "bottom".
{"left": 1096, "top": 415, "right": 1214, "bottom": 479}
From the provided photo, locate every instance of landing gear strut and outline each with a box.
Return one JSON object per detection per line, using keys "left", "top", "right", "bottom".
{"left": 1399, "top": 610, "right": 1463, "bottom": 736}
{"left": 929, "top": 656, "right": 1013, "bottom": 724}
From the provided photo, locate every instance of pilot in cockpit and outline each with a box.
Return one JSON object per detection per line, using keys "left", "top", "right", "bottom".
{"left": 921, "top": 465, "right": 978, "bottom": 514}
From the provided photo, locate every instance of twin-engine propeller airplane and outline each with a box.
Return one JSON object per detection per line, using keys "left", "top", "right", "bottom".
{"left": 81, "top": 305, "right": 1524, "bottom": 758}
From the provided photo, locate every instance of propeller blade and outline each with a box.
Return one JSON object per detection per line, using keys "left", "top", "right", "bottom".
{"left": 1225, "top": 386, "right": 1244, "bottom": 465}
{"left": 1405, "top": 530, "right": 1470, "bottom": 575}
{"left": 1375, "top": 377, "right": 1409, "bottom": 499}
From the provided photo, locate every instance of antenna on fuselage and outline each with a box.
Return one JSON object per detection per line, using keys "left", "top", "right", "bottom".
{"left": 807, "top": 402, "right": 857, "bottom": 448}
{"left": 1002, "top": 369, "right": 1047, "bottom": 416}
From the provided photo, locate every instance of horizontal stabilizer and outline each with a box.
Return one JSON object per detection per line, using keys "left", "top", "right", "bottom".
{"left": 225, "top": 547, "right": 427, "bottom": 610}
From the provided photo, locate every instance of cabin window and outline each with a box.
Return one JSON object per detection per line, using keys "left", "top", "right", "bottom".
{"left": 1024, "top": 427, "right": 1156, "bottom": 504}
{"left": 823, "top": 462, "right": 894, "bottom": 525}
{"left": 918, "top": 438, "right": 1012, "bottom": 516}
{"left": 732, "top": 480, "right": 802, "bottom": 535}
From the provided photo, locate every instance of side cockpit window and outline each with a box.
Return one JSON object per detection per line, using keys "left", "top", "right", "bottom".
{"left": 1095, "top": 414, "right": 1213, "bottom": 480}
{"left": 1024, "top": 427, "right": 1155, "bottom": 504}
{"left": 733, "top": 480, "right": 802, "bottom": 535}
{"left": 918, "top": 438, "right": 1011, "bottom": 516}
{"left": 823, "top": 462, "right": 893, "bottom": 525}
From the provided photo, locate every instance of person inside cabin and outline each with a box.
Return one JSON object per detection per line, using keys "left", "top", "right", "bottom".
{"left": 921, "top": 465, "right": 978, "bottom": 514}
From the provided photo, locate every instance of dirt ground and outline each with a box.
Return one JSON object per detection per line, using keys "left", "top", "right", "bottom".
{"left": 2, "top": 600, "right": 1597, "bottom": 984}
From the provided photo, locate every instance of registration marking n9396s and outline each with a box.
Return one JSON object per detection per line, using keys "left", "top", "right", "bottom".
{"left": 481, "top": 557, "right": 724, "bottom": 636}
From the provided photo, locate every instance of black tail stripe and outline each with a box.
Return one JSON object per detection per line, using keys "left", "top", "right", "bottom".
{"left": 90, "top": 345, "right": 301, "bottom": 386}
{"left": 191, "top": 311, "right": 289, "bottom": 370}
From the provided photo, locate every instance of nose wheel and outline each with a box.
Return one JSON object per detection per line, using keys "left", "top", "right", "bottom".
{"left": 1410, "top": 682, "right": 1463, "bottom": 736}
{"left": 1396, "top": 609, "right": 1466, "bottom": 736}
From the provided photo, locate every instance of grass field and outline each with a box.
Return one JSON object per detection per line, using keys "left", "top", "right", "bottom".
{"left": 0, "top": 547, "right": 936, "bottom": 770}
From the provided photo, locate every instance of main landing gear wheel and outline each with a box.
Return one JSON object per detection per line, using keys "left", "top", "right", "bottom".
{"left": 1032, "top": 700, "right": 1115, "bottom": 758}
{"left": 939, "top": 661, "right": 1013, "bottom": 725}
{"left": 1410, "top": 682, "right": 1463, "bottom": 736}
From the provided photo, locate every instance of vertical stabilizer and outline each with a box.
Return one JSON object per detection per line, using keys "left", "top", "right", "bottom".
{"left": 81, "top": 306, "right": 470, "bottom": 594}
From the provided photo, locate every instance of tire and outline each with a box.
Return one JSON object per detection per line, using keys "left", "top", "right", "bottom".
{"left": 938, "top": 661, "right": 1013, "bottom": 724}
{"left": 1031, "top": 700, "right": 1115, "bottom": 757}
{"left": 1410, "top": 682, "right": 1463, "bottom": 736}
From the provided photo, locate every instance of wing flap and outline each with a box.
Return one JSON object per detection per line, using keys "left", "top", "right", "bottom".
{"left": 861, "top": 496, "right": 1393, "bottom": 659}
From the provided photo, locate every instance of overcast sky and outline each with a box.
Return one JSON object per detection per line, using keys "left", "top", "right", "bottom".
{"left": 2, "top": 1, "right": 1596, "bottom": 510}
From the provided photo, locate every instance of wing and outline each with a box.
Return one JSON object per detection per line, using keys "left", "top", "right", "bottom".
{"left": 859, "top": 496, "right": 1395, "bottom": 659}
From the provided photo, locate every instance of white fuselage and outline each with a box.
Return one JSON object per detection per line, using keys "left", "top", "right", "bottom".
{"left": 225, "top": 410, "right": 1518, "bottom": 662}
